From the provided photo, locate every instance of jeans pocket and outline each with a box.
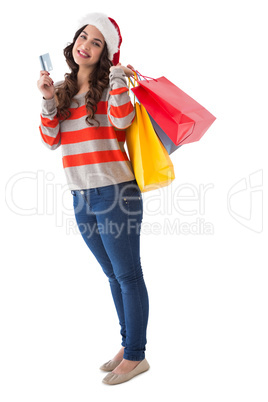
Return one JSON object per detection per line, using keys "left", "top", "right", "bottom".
{"left": 99, "top": 180, "right": 140, "bottom": 202}
{"left": 121, "top": 189, "right": 142, "bottom": 204}
{"left": 120, "top": 185, "right": 143, "bottom": 217}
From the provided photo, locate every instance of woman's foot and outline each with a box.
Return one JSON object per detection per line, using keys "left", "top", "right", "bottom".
{"left": 111, "top": 346, "right": 125, "bottom": 362}
{"left": 99, "top": 347, "right": 125, "bottom": 371}
{"left": 112, "top": 358, "right": 141, "bottom": 375}
{"left": 102, "top": 359, "right": 150, "bottom": 385}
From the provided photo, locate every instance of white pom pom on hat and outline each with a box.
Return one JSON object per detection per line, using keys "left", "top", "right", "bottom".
{"left": 77, "top": 12, "right": 122, "bottom": 65}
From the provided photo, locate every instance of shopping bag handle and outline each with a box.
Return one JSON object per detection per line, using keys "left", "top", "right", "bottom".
{"left": 129, "top": 69, "right": 158, "bottom": 84}
{"left": 128, "top": 70, "right": 138, "bottom": 88}
{"left": 128, "top": 69, "right": 158, "bottom": 103}
{"left": 128, "top": 70, "right": 139, "bottom": 103}
{"left": 135, "top": 70, "right": 158, "bottom": 82}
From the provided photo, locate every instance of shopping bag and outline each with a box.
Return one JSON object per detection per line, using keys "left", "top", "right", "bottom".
{"left": 131, "top": 74, "right": 216, "bottom": 146}
{"left": 128, "top": 73, "right": 181, "bottom": 155}
{"left": 126, "top": 102, "right": 175, "bottom": 192}
{"left": 148, "top": 112, "right": 182, "bottom": 155}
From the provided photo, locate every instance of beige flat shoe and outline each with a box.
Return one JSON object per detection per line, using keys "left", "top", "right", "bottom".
{"left": 102, "top": 359, "right": 150, "bottom": 385}
{"left": 99, "top": 360, "right": 122, "bottom": 372}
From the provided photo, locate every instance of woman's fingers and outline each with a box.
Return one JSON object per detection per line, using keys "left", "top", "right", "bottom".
{"left": 123, "top": 66, "right": 134, "bottom": 77}
{"left": 40, "top": 70, "right": 50, "bottom": 77}
{"left": 37, "top": 71, "right": 55, "bottom": 99}
{"left": 39, "top": 72, "right": 53, "bottom": 87}
{"left": 37, "top": 75, "right": 54, "bottom": 100}
{"left": 127, "top": 64, "right": 135, "bottom": 71}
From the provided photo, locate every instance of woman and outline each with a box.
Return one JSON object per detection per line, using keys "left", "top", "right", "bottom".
{"left": 37, "top": 13, "right": 149, "bottom": 385}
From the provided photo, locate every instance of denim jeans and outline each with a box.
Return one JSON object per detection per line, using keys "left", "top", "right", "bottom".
{"left": 71, "top": 179, "right": 149, "bottom": 361}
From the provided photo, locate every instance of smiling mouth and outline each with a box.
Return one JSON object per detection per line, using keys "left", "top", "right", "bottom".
{"left": 78, "top": 50, "right": 90, "bottom": 58}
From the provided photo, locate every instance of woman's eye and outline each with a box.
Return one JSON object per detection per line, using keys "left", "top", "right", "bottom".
{"left": 80, "top": 35, "right": 87, "bottom": 39}
{"left": 93, "top": 42, "right": 100, "bottom": 47}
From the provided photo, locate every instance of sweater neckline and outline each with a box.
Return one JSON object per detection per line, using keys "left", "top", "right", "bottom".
{"left": 73, "top": 92, "right": 87, "bottom": 99}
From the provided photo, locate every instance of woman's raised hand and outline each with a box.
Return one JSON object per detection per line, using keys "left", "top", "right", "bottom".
{"left": 110, "top": 63, "right": 135, "bottom": 77}
{"left": 37, "top": 71, "right": 55, "bottom": 100}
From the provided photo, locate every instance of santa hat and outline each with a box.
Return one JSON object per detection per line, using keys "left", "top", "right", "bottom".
{"left": 77, "top": 13, "right": 122, "bottom": 65}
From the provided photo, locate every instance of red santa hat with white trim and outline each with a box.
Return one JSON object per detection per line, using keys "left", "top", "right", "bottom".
{"left": 77, "top": 12, "right": 122, "bottom": 65}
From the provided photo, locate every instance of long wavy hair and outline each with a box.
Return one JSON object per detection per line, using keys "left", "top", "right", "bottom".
{"left": 55, "top": 25, "right": 112, "bottom": 126}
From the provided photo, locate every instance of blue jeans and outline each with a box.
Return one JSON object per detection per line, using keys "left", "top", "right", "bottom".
{"left": 71, "top": 179, "right": 149, "bottom": 361}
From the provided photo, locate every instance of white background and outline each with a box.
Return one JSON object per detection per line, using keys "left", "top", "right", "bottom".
{"left": 1, "top": 0, "right": 267, "bottom": 400}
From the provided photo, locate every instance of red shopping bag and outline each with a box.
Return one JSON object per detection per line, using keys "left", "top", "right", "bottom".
{"left": 131, "top": 75, "right": 216, "bottom": 146}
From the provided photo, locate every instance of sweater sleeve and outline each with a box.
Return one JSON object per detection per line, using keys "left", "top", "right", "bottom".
{"left": 39, "top": 97, "right": 61, "bottom": 150}
{"left": 108, "top": 67, "right": 135, "bottom": 129}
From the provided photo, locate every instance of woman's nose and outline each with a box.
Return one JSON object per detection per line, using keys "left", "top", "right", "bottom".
{"left": 83, "top": 41, "right": 91, "bottom": 50}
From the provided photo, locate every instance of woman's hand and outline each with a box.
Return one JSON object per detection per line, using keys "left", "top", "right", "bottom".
{"left": 110, "top": 63, "right": 135, "bottom": 77}
{"left": 37, "top": 71, "right": 55, "bottom": 100}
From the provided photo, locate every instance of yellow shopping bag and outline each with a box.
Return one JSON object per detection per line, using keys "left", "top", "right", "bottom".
{"left": 126, "top": 101, "right": 175, "bottom": 192}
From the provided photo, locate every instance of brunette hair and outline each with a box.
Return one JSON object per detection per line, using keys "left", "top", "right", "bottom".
{"left": 55, "top": 25, "right": 112, "bottom": 126}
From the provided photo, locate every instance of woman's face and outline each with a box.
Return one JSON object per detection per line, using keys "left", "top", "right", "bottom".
{"left": 72, "top": 24, "right": 105, "bottom": 70}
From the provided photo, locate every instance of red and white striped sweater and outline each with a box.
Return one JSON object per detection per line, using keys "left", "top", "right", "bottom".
{"left": 39, "top": 67, "right": 136, "bottom": 190}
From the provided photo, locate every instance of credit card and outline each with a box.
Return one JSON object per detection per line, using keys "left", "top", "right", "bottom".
{"left": 39, "top": 53, "right": 53, "bottom": 71}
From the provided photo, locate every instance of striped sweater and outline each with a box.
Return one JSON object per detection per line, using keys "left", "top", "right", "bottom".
{"left": 39, "top": 67, "right": 136, "bottom": 190}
